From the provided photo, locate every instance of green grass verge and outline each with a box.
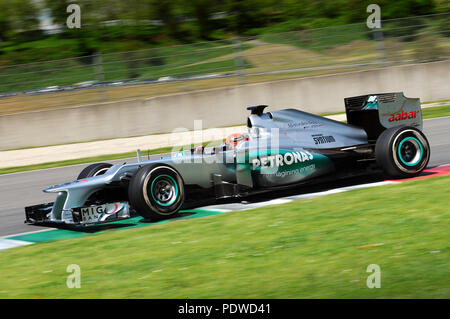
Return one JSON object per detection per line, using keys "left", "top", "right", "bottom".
{"left": 0, "top": 175, "right": 448, "bottom": 298}
{"left": 0, "top": 148, "right": 171, "bottom": 175}
{"left": 0, "top": 140, "right": 222, "bottom": 175}
{"left": 1, "top": 104, "right": 449, "bottom": 176}
{"left": 260, "top": 23, "right": 369, "bottom": 51}
{"left": 422, "top": 104, "right": 450, "bottom": 119}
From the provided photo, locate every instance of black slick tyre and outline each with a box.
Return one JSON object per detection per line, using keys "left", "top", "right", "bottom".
{"left": 77, "top": 163, "right": 113, "bottom": 179}
{"left": 375, "top": 126, "right": 430, "bottom": 178}
{"left": 128, "top": 164, "right": 185, "bottom": 220}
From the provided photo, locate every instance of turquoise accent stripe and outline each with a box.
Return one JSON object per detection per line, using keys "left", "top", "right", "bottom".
{"left": 398, "top": 137, "right": 423, "bottom": 167}
{"left": 150, "top": 174, "right": 179, "bottom": 206}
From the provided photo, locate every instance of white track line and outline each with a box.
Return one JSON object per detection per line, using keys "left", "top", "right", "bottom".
{"left": 201, "top": 180, "right": 398, "bottom": 212}
{"left": 0, "top": 239, "right": 33, "bottom": 250}
{"left": 0, "top": 227, "right": 55, "bottom": 240}
{"left": 0, "top": 161, "right": 117, "bottom": 177}
{"left": 2, "top": 165, "right": 449, "bottom": 251}
{"left": 2, "top": 181, "right": 397, "bottom": 245}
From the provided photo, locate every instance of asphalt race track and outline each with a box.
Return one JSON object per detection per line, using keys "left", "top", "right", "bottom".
{"left": 1, "top": 117, "right": 449, "bottom": 238}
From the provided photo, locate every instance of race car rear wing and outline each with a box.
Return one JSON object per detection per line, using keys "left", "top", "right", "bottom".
{"left": 344, "top": 92, "right": 422, "bottom": 140}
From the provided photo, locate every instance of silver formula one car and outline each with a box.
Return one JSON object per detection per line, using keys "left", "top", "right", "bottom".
{"left": 25, "top": 92, "right": 430, "bottom": 226}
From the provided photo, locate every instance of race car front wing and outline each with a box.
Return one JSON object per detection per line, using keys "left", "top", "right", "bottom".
{"left": 25, "top": 201, "right": 131, "bottom": 226}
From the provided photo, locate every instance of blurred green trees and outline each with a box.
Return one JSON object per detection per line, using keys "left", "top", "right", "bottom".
{"left": 0, "top": 0, "right": 448, "bottom": 64}
{"left": 0, "top": 0, "right": 40, "bottom": 41}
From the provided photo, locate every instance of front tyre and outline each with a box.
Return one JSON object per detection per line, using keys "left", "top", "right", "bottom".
{"left": 77, "top": 162, "right": 112, "bottom": 179}
{"left": 375, "top": 126, "right": 430, "bottom": 178}
{"left": 128, "top": 164, "right": 185, "bottom": 220}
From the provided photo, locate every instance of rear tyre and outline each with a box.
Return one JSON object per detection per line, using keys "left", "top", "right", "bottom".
{"left": 128, "top": 164, "right": 185, "bottom": 221}
{"left": 77, "top": 163, "right": 112, "bottom": 179}
{"left": 375, "top": 126, "right": 430, "bottom": 178}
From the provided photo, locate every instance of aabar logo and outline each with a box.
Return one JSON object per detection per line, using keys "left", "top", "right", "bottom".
{"left": 252, "top": 151, "right": 313, "bottom": 170}
{"left": 388, "top": 110, "right": 420, "bottom": 122}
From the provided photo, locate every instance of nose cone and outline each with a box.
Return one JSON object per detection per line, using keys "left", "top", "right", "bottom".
{"left": 44, "top": 184, "right": 65, "bottom": 193}
{"left": 44, "top": 180, "right": 82, "bottom": 193}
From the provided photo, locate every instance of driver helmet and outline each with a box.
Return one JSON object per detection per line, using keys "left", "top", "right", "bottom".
{"left": 225, "top": 133, "right": 249, "bottom": 147}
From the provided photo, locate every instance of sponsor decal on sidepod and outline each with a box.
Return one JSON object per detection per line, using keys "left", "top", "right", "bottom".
{"left": 252, "top": 151, "right": 313, "bottom": 170}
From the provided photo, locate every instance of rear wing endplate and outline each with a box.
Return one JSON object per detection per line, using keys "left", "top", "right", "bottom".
{"left": 344, "top": 92, "right": 422, "bottom": 140}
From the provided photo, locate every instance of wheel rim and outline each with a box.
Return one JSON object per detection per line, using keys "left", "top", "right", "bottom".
{"left": 93, "top": 167, "right": 110, "bottom": 176}
{"left": 150, "top": 175, "right": 179, "bottom": 207}
{"left": 398, "top": 137, "right": 423, "bottom": 167}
